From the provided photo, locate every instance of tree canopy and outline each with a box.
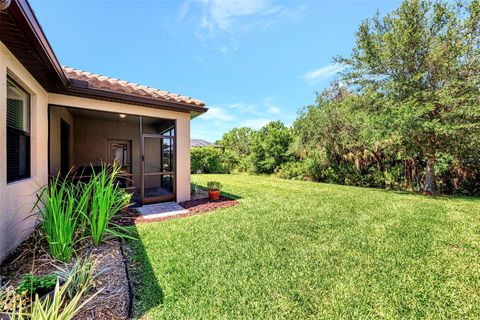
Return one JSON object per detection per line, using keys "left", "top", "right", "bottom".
{"left": 192, "top": 0, "right": 480, "bottom": 196}
{"left": 336, "top": 0, "right": 480, "bottom": 192}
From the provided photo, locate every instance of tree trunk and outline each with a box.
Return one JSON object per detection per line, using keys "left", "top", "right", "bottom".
{"left": 405, "top": 159, "right": 414, "bottom": 191}
{"left": 424, "top": 139, "right": 436, "bottom": 193}
{"left": 372, "top": 151, "right": 385, "bottom": 172}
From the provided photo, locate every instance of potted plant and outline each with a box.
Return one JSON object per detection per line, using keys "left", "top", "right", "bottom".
{"left": 207, "top": 181, "right": 222, "bottom": 201}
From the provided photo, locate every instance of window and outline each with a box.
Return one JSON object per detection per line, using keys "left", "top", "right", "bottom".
{"left": 6, "top": 77, "right": 30, "bottom": 183}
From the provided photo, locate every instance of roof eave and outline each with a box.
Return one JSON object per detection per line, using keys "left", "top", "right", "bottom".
{"left": 8, "top": 0, "right": 69, "bottom": 89}
{"left": 5, "top": 0, "right": 208, "bottom": 115}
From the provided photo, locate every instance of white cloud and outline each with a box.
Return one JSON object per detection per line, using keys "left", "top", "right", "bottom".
{"left": 198, "top": 98, "right": 284, "bottom": 138}
{"left": 263, "top": 97, "right": 281, "bottom": 114}
{"left": 181, "top": 0, "right": 307, "bottom": 52}
{"left": 304, "top": 64, "right": 345, "bottom": 85}
{"left": 228, "top": 102, "right": 261, "bottom": 115}
{"left": 201, "top": 107, "right": 234, "bottom": 121}
{"left": 240, "top": 118, "right": 272, "bottom": 130}
{"left": 227, "top": 98, "right": 282, "bottom": 116}
{"left": 178, "top": 1, "right": 192, "bottom": 21}
{"left": 194, "top": 0, "right": 272, "bottom": 31}
{"left": 193, "top": 97, "right": 292, "bottom": 140}
{"left": 267, "top": 105, "right": 281, "bottom": 114}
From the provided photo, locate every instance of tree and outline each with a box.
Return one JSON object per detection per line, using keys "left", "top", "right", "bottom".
{"left": 217, "top": 127, "right": 255, "bottom": 172}
{"left": 250, "top": 121, "right": 293, "bottom": 174}
{"left": 217, "top": 127, "right": 255, "bottom": 156}
{"left": 292, "top": 83, "right": 392, "bottom": 186}
{"left": 220, "top": 150, "right": 239, "bottom": 174}
{"left": 337, "top": 0, "right": 480, "bottom": 192}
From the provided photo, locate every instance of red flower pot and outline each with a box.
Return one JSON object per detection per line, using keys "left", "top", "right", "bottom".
{"left": 208, "top": 190, "right": 220, "bottom": 201}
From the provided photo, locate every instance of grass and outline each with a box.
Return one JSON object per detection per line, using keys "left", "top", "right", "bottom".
{"left": 129, "top": 174, "right": 480, "bottom": 319}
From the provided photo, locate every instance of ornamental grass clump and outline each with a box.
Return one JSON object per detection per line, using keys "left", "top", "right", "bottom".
{"left": 36, "top": 164, "right": 132, "bottom": 261}
{"left": 85, "top": 164, "right": 132, "bottom": 246}
{"left": 73, "top": 177, "right": 95, "bottom": 238}
{"left": 35, "top": 175, "right": 79, "bottom": 263}
{"left": 54, "top": 256, "right": 98, "bottom": 300}
{"left": 9, "top": 271, "right": 100, "bottom": 320}
{"left": 1, "top": 284, "right": 28, "bottom": 315}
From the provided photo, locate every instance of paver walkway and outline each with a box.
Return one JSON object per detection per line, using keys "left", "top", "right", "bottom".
{"left": 137, "top": 202, "right": 188, "bottom": 219}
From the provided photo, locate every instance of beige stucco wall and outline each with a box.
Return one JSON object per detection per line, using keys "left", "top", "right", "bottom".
{"left": 0, "top": 42, "right": 49, "bottom": 262}
{"left": 48, "top": 94, "right": 191, "bottom": 203}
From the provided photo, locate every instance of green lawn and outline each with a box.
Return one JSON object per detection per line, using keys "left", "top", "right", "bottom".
{"left": 129, "top": 174, "right": 480, "bottom": 319}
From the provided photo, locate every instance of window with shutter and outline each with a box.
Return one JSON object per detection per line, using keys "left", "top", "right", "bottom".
{"left": 6, "top": 77, "right": 30, "bottom": 183}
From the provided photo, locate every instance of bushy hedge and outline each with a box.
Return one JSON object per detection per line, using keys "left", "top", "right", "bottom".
{"left": 191, "top": 147, "right": 226, "bottom": 174}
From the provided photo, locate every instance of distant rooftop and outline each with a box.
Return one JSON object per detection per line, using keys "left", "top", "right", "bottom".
{"left": 190, "top": 139, "right": 221, "bottom": 148}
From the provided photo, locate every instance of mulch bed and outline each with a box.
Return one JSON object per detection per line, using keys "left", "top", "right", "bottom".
{"left": 0, "top": 232, "right": 130, "bottom": 320}
{"left": 73, "top": 240, "right": 129, "bottom": 320}
{"left": 179, "top": 196, "right": 239, "bottom": 214}
{"left": 1, "top": 195, "right": 238, "bottom": 318}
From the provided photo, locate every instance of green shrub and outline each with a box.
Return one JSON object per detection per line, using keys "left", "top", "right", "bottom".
{"left": 302, "top": 151, "right": 328, "bottom": 181}
{"left": 191, "top": 147, "right": 225, "bottom": 174}
{"left": 74, "top": 178, "right": 95, "bottom": 239}
{"left": 276, "top": 161, "right": 308, "bottom": 180}
{"left": 220, "top": 150, "right": 239, "bottom": 173}
{"left": 237, "top": 155, "right": 254, "bottom": 173}
{"left": 16, "top": 274, "right": 57, "bottom": 296}
{"left": 216, "top": 127, "right": 256, "bottom": 173}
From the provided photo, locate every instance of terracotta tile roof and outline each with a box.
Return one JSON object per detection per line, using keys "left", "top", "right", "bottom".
{"left": 62, "top": 67, "right": 205, "bottom": 107}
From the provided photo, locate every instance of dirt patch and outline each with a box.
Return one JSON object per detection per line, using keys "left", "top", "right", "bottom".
{"left": 0, "top": 233, "right": 130, "bottom": 320}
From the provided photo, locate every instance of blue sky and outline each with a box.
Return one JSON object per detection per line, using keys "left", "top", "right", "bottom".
{"left": 31, "top": 0, "right": 401, "bottom": 142}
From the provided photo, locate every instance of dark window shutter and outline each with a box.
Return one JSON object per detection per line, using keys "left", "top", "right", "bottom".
{"left": 6, "top": 77, "right": 30, "bottom": 183}
{"left": 7, "top": 99, "right": 25, "bottom": 129}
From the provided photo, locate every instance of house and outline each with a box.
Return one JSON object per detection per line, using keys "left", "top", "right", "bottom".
{"left": 0, "top": 0, "right": 207, "bottom": 262}
{"left": 190, "top": 139, "right": 222, "bottom": 148}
